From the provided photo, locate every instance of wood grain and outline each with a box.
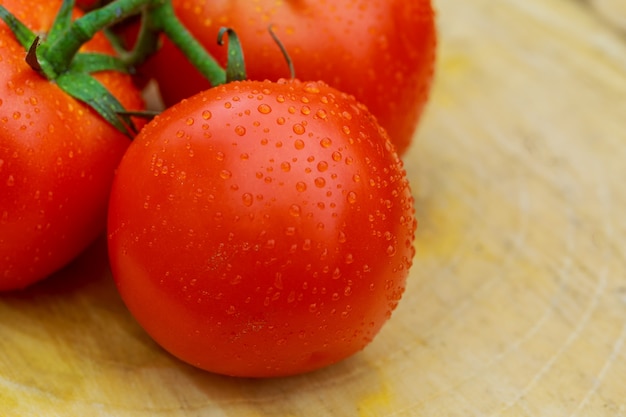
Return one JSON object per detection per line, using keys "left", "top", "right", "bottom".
{"left": 2, "top": 0, "right": 626, "bottom": 415}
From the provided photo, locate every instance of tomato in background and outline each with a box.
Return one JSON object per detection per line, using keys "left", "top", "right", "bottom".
{"left": 145, "top": 0, "right": 437, "bottom": 155}
{"left": 74, "top": 0, "right": 103, "bottom": 10}
{"left": 0, "top": 0, "right": 145, "bottom": 290}
{"left": 107, "top": 79, "right": 417, "bottom": 377}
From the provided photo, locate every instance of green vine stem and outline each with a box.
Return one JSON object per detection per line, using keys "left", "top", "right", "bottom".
{"left": 1, "top": 0, "right": 229, "bottom": 91}
{"left": 147, "top": 0, "right": 226, "bottom": 86}
{"left": 43, "top": 0, "right": 149, "bottom": 78}
{"left": 0, "top": 0, "right": 229, "bottom": 134}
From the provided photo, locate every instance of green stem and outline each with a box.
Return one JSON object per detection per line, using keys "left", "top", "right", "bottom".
{"left": 45, "top": 0, "right": 151, "bottom": 76}
{"left": 148, "top": 0, "right": 226, "bottom": 86}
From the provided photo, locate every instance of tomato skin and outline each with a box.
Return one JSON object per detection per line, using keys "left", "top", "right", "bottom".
{"left": 75, "top": 0, "right": 102, "bottom": 10}
{"left": 108, "top": 79, "right": 416, "bottom": 377}
{"left": 146, "top": 0, "right": 437, "bottom": 155}
{"left": 0, "top": 0, "right": 145, "bottom": 290}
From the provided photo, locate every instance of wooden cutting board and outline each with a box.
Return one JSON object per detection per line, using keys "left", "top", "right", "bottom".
{"left": 2, "top": 0, "right": 625, "bottom": 415}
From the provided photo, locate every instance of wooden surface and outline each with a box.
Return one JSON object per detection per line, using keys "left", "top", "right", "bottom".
{"left": 2, "top": 0, "right": 626, "bottom": 415}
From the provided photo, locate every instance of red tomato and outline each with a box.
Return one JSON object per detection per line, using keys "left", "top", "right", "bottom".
{"left": 0, "top": 0, "right": 145, "bottom": 290}
{"left": 145, "top": 0, "right": 437, "bottom": 155}
{"left": 107, "top": 79, "right": 417, "bottom": 377}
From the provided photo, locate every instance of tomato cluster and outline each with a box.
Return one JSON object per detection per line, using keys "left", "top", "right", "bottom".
{"left": 1, "top": 0, "right": 434, "bottom": 377}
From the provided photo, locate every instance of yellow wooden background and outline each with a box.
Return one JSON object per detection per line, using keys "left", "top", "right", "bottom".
{"left": 1, "top": 0, "right": 626, "bottom": 415}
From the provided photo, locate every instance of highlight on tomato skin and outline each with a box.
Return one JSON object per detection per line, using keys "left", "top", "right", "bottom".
{"left": 0, "top": 0, "right": 145, "bottom": 291}
{"left": 107, "top": 79, "right": 417, "bottom": 377}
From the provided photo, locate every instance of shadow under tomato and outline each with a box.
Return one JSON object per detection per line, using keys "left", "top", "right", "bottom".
{"left": 170, "top": 342, "right": 390, "bottom": 415}
{"left": 0, "top": 231, "right": 158, "bottom": 349}
{"left": 1, "top": 234, "right": 113, "bottom": 301}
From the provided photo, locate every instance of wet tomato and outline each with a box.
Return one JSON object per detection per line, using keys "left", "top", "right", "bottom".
{"left": 145, "top": 0, "right": 437, "bottom": 155}
{"left": 107, "top": 79, "right": 417, "bottom": 377}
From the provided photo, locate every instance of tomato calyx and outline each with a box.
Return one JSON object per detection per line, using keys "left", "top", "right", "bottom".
{"left": 0, "top": 0, "right": 143, "bottom": 135}
{"left": 0, "top": 0, "right": 303, "bottom": 134}
{"left": 0, "top": 0, "right": 231, "bottom": 134}
{"left": 217, "top": 27, "right": 247, "bottom": 83}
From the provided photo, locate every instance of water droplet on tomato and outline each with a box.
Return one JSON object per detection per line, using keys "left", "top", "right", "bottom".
{"left": 319, "top": 137, "right": 333, "bottom": 148}
{"left": 304, "top": 83, "right": 321, "bottom": 94}
{"left": 316, "top": 109, "right": 328, "bottom": 120}
{"left": 345, "top": 253, "right": 354, "bottom": 264}
{"left": 296, "top": 182, "right": 307, "bottom": 192}
{"left": 289, "top": 204, "right": 301, "bottom": 217}
{"left": 293, "top": 123, "right": 306, "bottom": 135}
{"left": 301, "top": 106, "right": 311, "bottom": 115}
{"left": 186, "top": 117, "right": 194, "bottom": 126}
{"left": 202, "top": 110, "right": 212, "bottom": 120}
{"left": 332, "top": 268, "right": 342, "bottom": 280}
{"left": 294, "top": 139, "right": 305, "bottom": 150}
{"left": 317, "top": 161, "right": 328, "bottom": 172}
{"left": 342, "top": 126, "right": 351, "bottom": 135}
{"left": 314, "top": 177, "right": 326, "bottom": 188}
{"left": 308, "top": 303, "right": 318, "bottom": 313}
{"left": 258, "top": 103, "right": 272, "bottom": 114}
{"left": 242, "top": 193, "right": 253, "bottom": 207}
{"left": 386, "top": 245, "right": 397, "bottom": 256}
{"left": 219, "top": 170, "right": 232, "bottom": 179}
{"left": 281, "top": 161, "right": 291, "bottom": 172}
{"left": 277, "top": 116, "right": 286, "bottom": 125}
{"left": 276, "top": 95, "right": 286, "bottom": 103}
{"left": 234, "top": 125, "right": 246, "bottom": 136}
{"left": 6, "top": 175, "right": 15, "bottom": 187}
